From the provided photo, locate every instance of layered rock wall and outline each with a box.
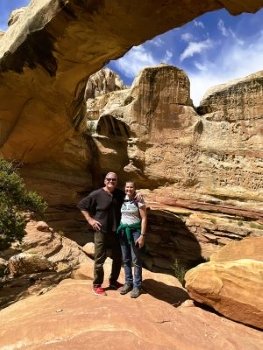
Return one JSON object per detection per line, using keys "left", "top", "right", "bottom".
{"left": 83, "top": 66, "right": 263, "bottom": 205}
{"left": 0, "top": 1, "right": 262, "bottom": 272}
{"left": 197, "top": 73, "right": 263, "bottom": 202}
{"left": 0, "top": 0, "right": 262, "bottom": 202}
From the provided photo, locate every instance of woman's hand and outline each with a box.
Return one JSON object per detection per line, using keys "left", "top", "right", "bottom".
{"left": 135, "top": 235, "right": 145, "bottom": 248}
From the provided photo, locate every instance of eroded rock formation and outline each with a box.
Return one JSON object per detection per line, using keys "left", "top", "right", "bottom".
{"left": 82, "top": 65, "right": 263, "bottom": 205}
{"left": 0, "top": 0, "right": 262, "bottom": 201}
{"left": 185, "top": 237, "right": 263, "bottom": 329}
{"left": 71, "top": 64, "right": 262, "bottom": 271}
{"left": 0, "top": 0, "right": 262, "bottom": 284}
{"left": 0, "top": 220, "right": 89, "bottom": 308}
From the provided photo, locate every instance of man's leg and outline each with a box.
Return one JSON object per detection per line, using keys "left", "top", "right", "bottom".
{"left": 93, "top": 231, "right": 107, "bottom": 286}
{"left": 109, "top": 231, "right": 122, "bottom": 284}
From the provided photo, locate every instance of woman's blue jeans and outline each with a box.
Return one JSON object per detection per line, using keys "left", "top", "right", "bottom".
{"left": 119, "top": 230, "right": 142, "bottom": 288}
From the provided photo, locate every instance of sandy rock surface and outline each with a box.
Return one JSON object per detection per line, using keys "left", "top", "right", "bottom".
{"left": 1, "top": 276, "right": 262, "bottom": 350}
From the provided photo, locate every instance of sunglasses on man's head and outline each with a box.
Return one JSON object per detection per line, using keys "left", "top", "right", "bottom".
{"left": 106, "top": 178, "right": 117, "bottom": 182}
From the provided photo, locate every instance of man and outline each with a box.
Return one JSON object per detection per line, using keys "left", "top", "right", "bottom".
{"left": 78, "top": 172, "right": 124, "bottom": 296}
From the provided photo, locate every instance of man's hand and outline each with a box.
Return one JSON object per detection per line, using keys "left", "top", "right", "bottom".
{"left": 88, "top": 218, "right": 102, "bottom": 231}
{"left": 80, "top": 210, "right": 102, "bottom": 231}
{"left": 134, "top": 191, "right": 143, "bottom": 201}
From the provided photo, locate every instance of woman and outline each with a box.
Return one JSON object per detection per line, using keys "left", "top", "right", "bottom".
{"left": 117, "top": 181, "right": 147, "bottom": 298}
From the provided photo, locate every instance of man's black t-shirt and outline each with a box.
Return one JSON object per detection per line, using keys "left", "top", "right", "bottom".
{"left": 77, "top": 188, "right": 125, "bottom": 233}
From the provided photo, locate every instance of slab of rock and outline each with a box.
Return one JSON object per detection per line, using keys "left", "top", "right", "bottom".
{"left": 0, "top": 277, "right": 262, "bottom": 350}
{"left": 82, "top": 242, "right": 95, "bottom": 258}
{"left": 23, "top": 221, "right": 88, "bottom": 266}
{"left": 185, "top": 259, "right": 263, "bottom": 329}
{"left": 8, "top": 253, "right": 55, "bottom": 277}
{"left": 210, "top": 236, "right": 263, "bottom": 262}
{"left": 0, "top": 220, "right": 89, "bottom": 308}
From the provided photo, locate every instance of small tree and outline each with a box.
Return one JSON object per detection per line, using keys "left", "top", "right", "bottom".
{"left": 0, "top": 159, "right": 47, "bottom": 250}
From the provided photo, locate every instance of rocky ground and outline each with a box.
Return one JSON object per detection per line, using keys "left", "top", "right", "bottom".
{"left": 1, "top": 258, "right": 263, "bottom": 350}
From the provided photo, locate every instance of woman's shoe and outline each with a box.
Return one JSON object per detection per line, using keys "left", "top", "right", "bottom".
{"left": 120, "top": 283, "right": 133, "bottom": 295}
{"left": 130, "top": 287, "right": 141, "bottom": 298}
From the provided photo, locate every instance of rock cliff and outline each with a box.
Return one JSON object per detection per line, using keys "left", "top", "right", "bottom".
{"left": 73, "top": 65, "right": 262, "bottom": 271}
{"left": 0, "top": 2, "right": 263, "bottom": 346}
{"left": 82, "top": 65, "right": 263, "bottom": 205}
{"left": 0, "top": 0, "right": 262, "bottom": 278}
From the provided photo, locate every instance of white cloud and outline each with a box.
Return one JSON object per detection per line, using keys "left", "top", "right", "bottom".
{"left": 163, "top": 50, "right": 173, "bottom": 62}
{"left": 181, "top": 33, "right": 193, "bottom": 42}
{"left": 218, "top": 19, "right": 228, "bottom": 37}
{"left": 229, "top": 29, "right": 244, "bottom": 45}
{"left": 180, "top": 39, "right": 213, "bottom": 61}
{"left": 194, "top": 61, "right": 207, "bottom": 71}
{"left": 113, "top": 46, "right": 159, "bottom": 78}
{"left": 194, "top": 20, "right": 205, "bottom": 29}
{"left": 151, "top": 37, "right": 164, "bottom": 47}
{"left": 189, "top": 32, "right": 263, "bottom": 105}
{"left": 109, "top": 13, "right": 263, "bottom": 108}
{"left": 218, "top": 19, "right": 244, "bottom": 45}
{"left": 113, "top": 44, "right": 174, "bottom": 78}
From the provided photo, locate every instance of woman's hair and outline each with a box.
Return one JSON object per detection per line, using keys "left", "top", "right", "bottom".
{"left": 125, "top": 181, "right": 135, "bottom": 188}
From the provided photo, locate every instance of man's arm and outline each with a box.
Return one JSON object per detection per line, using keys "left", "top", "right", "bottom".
{"left": 77, "top": 194, "right": 102, "bottom": 231}
{"left": 134, "top": 191, "right": 143, "bottom": 201}
{"left": 80, "top": 210, "right": 102, "bottom": 231}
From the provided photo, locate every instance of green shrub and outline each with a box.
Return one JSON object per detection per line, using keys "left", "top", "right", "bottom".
{"left": 172, "top": 259, "right": 188, "bottom": 285}
{"left": 0, "top": 159, "right": 47, "bottom": 250}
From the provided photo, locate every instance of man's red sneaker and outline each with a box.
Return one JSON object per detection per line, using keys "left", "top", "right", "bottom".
{"left": 92, "top": 286, "right": 106, "bottom": 296}
{"left": 109, "top": 280, "right": 123, "bottom": 290}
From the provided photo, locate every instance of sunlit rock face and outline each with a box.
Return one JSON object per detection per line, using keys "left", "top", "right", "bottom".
{"left": 197, "top": 72, "right": 263, "bottom": 203}
{"left": 185, "top": 237, "right": 263, "bottom": 329}
{"left": 84, "top": 67, "right": 126, "bottom": 100}
{"left": 8, "top": 7, "right": 26, "bottom": 26}
{"left": 83, "top": 66, "right": 263, "bottom": 204}
{"left": 81, "top": 65, "right": 199, "bottom": 190}
{"left": 0, "top": 0, "right": 262, "bottom": 269}
{"left": 1, "top": 277, "right": 263, "bottom": 350}
{"left": 76, "top": 65, "right": 263, "bottom": 270}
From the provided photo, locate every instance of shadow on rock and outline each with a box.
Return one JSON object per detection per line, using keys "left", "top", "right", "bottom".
{"left": 142, "top": 278, "right": 189, "bottom": 306}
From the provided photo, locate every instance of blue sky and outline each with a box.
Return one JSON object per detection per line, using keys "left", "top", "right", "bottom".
{"left": 108, "top": 8, "right": 263, "bottom": 105}
{"left": 1, "top": 1, "right": 263, "bottom": 105}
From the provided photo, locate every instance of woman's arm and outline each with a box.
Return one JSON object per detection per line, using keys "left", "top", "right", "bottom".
{"left": 136, "top": 206, "right": 147, "bottom": 248}
{"left": 139, "top": 206, "right": 147, "bottom": 236}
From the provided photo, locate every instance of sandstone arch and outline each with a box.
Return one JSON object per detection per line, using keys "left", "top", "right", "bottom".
{"left": 0, "top": 1, "right": 262, "bottom": 161}
{"left": 0, "top": 0, "right": 262, "bottom": 204}
{"left": 0, "top": 0, "right": 262, "bottom": 278}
